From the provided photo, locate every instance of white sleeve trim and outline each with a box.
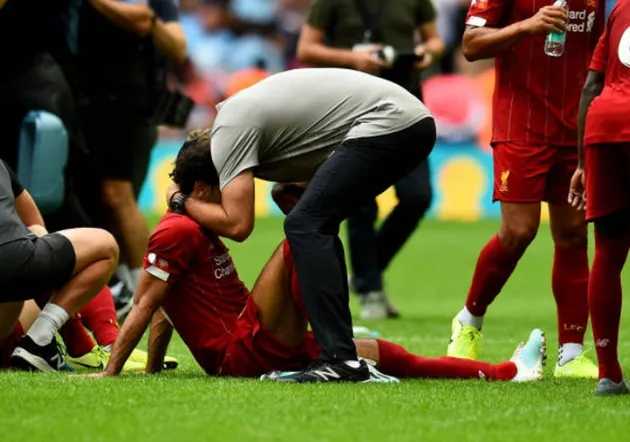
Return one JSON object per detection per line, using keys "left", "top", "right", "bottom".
{"left": 466, "top": 16, "right": 487, "bottom": 27}
{"left": 146, "top": 265, "right": 170, "bottom": 282}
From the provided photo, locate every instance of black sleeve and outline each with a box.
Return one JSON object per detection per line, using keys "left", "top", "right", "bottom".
{"left": 415, "top": 0, "right": 437, "bottom": 25}
{"left": 307, "top": 0, "right": 335, "bottom": 31}
{"left": 1, "top": 161, "right": 24, "bottom": 198}
{"left": 151, "top": 0, "right": 179, "bottom": 22}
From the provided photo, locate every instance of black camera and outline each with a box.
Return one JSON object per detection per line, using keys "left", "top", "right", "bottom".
{"left": 373, "top": 46, "right": 425, "bottom": 68}
{"left": 154, "top": 90, "right": 195, "bottom": 128}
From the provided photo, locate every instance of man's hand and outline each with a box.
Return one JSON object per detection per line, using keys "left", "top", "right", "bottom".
{"left": 568, "top": 168, "right": 586, "bottom": 211}
{"left": 522, "top": 5, "right": 568, "bottom": 35}
{"left": 351, "top": 47, "right": 386, "bottom": 74}
{"left": 413, "top": 44, "right": 434, "bottom": 70}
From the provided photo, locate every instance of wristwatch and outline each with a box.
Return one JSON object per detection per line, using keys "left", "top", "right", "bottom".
{"left": 169, "top": 192, "right": 187, "bottom": 214}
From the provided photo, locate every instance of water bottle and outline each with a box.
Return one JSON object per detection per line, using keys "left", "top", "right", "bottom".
{"left": 544, "top": 0, "right": 568, "bottom": 57}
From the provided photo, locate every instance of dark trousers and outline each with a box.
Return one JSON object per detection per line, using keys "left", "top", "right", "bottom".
{"left": 284, "top": 118, "right": 436, "bottom": 361}
{"left": 347, "top": 159, "right": 432, "bottom": 293}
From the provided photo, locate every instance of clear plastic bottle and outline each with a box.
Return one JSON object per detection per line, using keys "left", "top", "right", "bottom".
{"left": 544, "top": 0, "right": 569, "bottom": 57}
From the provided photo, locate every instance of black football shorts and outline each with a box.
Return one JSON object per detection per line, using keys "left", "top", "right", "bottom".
{"left": 0, "top": 233, "right": 76, "bottom": 302}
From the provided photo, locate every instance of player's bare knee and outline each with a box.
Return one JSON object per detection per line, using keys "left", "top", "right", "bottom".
{"left": 553, "top": 224, "right": 587, "bottom": 248}
{"left": 499, "top": 220, "right": 538, "bottom": 253}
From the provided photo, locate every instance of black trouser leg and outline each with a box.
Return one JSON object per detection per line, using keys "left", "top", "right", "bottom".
{"left": 347, "top": 200, "right": 382, "bottom": 293}
{"left": 377, "top": 159, "right": 432, "bottom": 271}
{"left": 284, "top": 118, "right": 436, "bottom": 361}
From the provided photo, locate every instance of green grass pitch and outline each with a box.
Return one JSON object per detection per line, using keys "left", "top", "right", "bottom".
{"left": 2, "top": 218, "right": 630, "bottom": 442}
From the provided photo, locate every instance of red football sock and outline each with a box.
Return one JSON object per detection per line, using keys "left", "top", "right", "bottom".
{"left": 79, "top": 286, "right": 119, "bottom": 347}
{"left": 465, "top": 235, "right": 522, "bottom": 316}
{"left": 552, "top": 245, "right": 589, "bottom": 345}
{"left": 59, "top": 316, "right": 96, "bottom": 358}
{"left": 0, "top": 322, "right": 24, "bottom": 369}
{"left": 376, "top": 339, "right": 517, "bottom": 381}
{"left": 589, "top": 232, "right": 630, "bottom": 382}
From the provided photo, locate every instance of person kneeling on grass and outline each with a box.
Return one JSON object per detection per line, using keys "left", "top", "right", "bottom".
{"left": 85, "top": 147, "right": 546, "bottom": 382}
{"left": 0, "top": 160, "right": 119, "bottom": 372}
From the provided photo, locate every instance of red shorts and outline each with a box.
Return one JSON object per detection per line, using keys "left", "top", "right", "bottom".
{"left": 493, "top": 142, "right": 577, "bottom": 203}
{"left": 585, "top": 143, "right": 630, "bottom": 222}
{"left": 218, "top": 241, "right": 320, "bottom": 377}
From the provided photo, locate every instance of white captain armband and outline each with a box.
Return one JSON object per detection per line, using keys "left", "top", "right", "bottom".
{"left": 146, "top": 265, "right": 170, "bottom": 282}
{"left": 467, "top": 16, "right": 487, "bottom": 27}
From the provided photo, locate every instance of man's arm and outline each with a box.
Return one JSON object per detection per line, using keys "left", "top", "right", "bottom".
{"left": 151, "top": 20, "right": 187, "bottom": 65}
{"left": 145, "top": 309, "right": 174, "bottom": 374}
{"left": 415, "top": 22, "right": 445, "bottom": 69}
{"left": 462, "top": 5, "right": 567, "bottom": 61}
{"left": 577, "top": 70, "right": 605, "bottom": 167}
{"left": 88, "top": 0, "right": 154, "bottom": 36}
{"left": 105, "top": 272, "right": 170, "bottom": 375}
{"left": 182, "top": 171, "right": 256, "bottom": 242}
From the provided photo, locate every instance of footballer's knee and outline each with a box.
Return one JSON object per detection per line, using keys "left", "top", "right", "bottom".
{"left": 499, "top": 218, "right": 539, "bottom": 253}
{"left": 550, "top": 211, "right": 588, "bottom": 249}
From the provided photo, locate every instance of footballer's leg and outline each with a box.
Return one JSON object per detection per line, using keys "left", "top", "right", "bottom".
{"left": 448, "top": 142, "right": 546, "bottom": 360}
{"left": 584, "top": 144, "right": 630, "bottom": 395}
{"left": 249, "top": 243, "right": 309, "bottom": 349}
{"left": 546, "top": 147, "right": 595, "bottom": 378}
{"left": 355, "top": 328, "right": 546, "bottom": 382}
{"left": 12, "top": 228, "right": 119, "bottom": 372}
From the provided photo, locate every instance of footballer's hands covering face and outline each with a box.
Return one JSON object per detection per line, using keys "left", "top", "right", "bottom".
{"left": 271, "top": 182, "right": 307, "bottom": 215}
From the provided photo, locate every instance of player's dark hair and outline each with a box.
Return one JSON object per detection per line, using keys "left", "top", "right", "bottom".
{"left": 169, "top": 128, "right": 219, "bottom": 194}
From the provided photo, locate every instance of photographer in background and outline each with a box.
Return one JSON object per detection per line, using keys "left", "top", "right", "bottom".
{"left": 297, "top": 0, "right": 444, "bottom": 320}
{"left": 76, "top": 0, "right": 191, "bottom": 319}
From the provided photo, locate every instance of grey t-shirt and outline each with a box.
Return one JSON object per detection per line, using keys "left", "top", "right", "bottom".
{"left": 210, "top": 68, "right": 432, "bottom": 188}
{"left": 0, "top": 161, "right": 31, "bottom": 247}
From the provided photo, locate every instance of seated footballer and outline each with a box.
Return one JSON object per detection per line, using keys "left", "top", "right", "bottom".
{"left": 90, "top": 132, "right": 546, "bottom": 383}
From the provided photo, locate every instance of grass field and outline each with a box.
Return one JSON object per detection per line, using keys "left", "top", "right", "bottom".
{"left": 2, "top": 218, "right": 630, "bottom": 442}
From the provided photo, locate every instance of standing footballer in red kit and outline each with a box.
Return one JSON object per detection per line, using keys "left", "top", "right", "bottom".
{"left": 83, "top": 139, "right": 547, "bottom": 383}
{"left": 570, "top": 0, "right": 630, "bottom": 396}
{"left": 447, "top": 0, "right": 605, "bottom": 378}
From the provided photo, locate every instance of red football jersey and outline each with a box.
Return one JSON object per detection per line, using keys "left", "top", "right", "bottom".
{"left": 585, "top": 0, "right": 630, "bottom": 146}
{"left": 144, "top": 212, "right": 250, "bottom": 374}
{"left": 466, "top": 0, "right": 605, "bottom": 146}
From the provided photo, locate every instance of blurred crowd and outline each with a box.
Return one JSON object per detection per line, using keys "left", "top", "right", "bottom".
{"left": 175, "top": 0, "right": 495, "bottom": 145}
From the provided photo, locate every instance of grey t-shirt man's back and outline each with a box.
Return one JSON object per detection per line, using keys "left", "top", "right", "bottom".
{"left": 0, "top": 160, "right": 31, "bottom": 247}
{"left": 210, "top": 68, "right": 432, "bottom": 188}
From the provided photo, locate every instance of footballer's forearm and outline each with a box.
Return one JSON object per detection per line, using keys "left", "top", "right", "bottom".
{"left": 577, "top": 70, "right": 605, "bottom": 167}
{"left": 462, "top": 24, "right": 528, "bottom": 61}
{"left": 146, "top": 309, "right": 174, "bottom": 374}
{"left": 105, "top": 304, "right": 155, "bottom": 375}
